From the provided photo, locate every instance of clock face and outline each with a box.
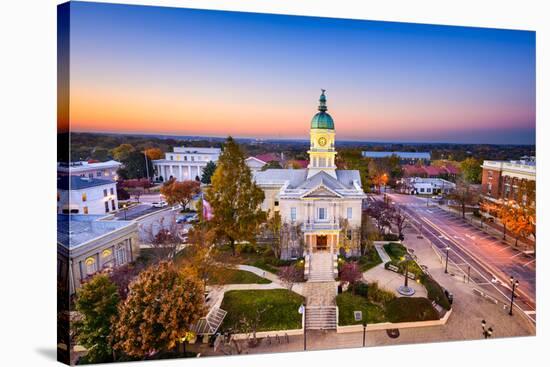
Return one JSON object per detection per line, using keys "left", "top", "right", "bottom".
{"left": 318, "top": 137, "right": 327, "bottom": 147}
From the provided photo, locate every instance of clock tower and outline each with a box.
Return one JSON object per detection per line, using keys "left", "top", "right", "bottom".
{"left": 307, "top": 90, "right": 337, "bottom": 179}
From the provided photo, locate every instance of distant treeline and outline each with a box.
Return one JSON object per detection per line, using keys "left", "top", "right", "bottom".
{"left": 65, "top": 132, "right": 535, "bottom": 163}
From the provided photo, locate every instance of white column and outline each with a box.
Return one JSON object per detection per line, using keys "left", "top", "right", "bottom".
{"left": 179, "top": 165, "right": 183, "bottom": 181}
{"left": 170, "top": 165, "right": 174, "bottom": 178}
{"left": 188, "top": 165, "right": 191, "bottom": 180}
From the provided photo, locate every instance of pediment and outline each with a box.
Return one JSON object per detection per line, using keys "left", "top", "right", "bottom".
{"left": 302, "top": 185, "right": 342, "bottom": 198}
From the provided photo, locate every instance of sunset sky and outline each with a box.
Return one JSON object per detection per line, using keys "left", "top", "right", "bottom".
{"left": 63, "top": 1, "right": 536, "bottom": 144}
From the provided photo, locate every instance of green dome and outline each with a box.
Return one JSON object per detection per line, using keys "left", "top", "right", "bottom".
{"left": 311, "top": 112, "right": 334, "bottom": 129}
{"left": 311, "top": 89, "right": 334, "bottom": 130}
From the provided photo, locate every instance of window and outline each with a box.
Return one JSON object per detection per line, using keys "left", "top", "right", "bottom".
{"left": 103, "top": 189, "right": 108, "bottom": 197}
{"left": 274, "top": 200, "right": 279, "bottom": 207}
{"left": 191, "top": 156, "right": 195, "bottom": 161}
{"left": 105, "top": 201, "right": 109, "bottom": 213}
{"left": 420, "top": 188, "right": 425, "bottom": 193}
{"left": 347, "top": 207, "right": 352, "bottom": 220}
{"left": 170, "top": 155, "right": 174, "bottom": 160}
{"left": 57, "top": 193, "right": 60, "bottom": 202}
{"left": 110, "top": 188, "right": 114, "bottom": 195}
{"left": 318, "top": 207, "right": 327, "bottom": 220}
{"left": 111, "top": 200, "right": 116, "bottom": 211}
{"left": 81, "top": 193, "right": 87, "bottom": 202}
{"left": 85, "top": 257, "right": 97, "bottom": 276}
{"left": 88, "top": 173, "right": 93, "bottom": 178}
{"left": 346, "top": 229, "right": 352, "bottom": 240}
{"left": 291, "top": 207, "right": 297, "bottom": 222}
{"left": 115, "top": 246, "right": 127, "bottom": 266}
{"left": 184, "top": 156, "right": 187, "bottom": 161}
{"left": 96, "top": 171, "right": 101, "bottom": 177}
{"left": 83, "top": 206, "right": 88, "bottom": 214}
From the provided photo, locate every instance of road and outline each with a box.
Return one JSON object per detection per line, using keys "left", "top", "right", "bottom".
{"left": 374, "top": 193, "right": 536, "bottom": 324}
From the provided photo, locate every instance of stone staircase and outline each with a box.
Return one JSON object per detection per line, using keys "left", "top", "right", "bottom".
{"left": 307, "top": 252, "right": 336, "bottom": 282}
{"left": 305, "top": 306, "right": 337, "bottom": 330}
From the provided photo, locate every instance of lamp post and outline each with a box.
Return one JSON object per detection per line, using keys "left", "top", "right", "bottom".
{"left": 362, "top": 322, "right": 367, "bottom": 347}
{"left": 481, "top": 320, "right": 493, "bottom": 339}
{"left": 444, "top": 246, "right": 451, "bottom": 274}
{"left": 509, "top": 276, "right": 519, "bottom": 316}
{"left": 123, "top": 203, "right": 128, "bottom": 220}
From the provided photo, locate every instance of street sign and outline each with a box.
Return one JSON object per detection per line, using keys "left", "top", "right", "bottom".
{"left": 354, "top": 311, "right": 363, "bottom": 321}
{"left": 298, "top": 305, "right": 305, "bottom": 314}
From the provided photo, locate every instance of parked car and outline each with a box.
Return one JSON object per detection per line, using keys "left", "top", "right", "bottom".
{"left": 176, "top": 215, "right": 186, "bottom": 224}
{"left": 152, "top": 201, "right": 168, "bottom": 208}
{"left": 187, "top": 213, "right": 199, "bottom": 223}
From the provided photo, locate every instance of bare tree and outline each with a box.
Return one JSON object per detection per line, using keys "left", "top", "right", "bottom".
{"left": 448, "top": 178, "right": 479, "bottom": 219}
{"left": 392, "top": 206, "right": 409, "bottom": 240}
{"left": 139, "top": 216, "right": 183, "bottom": 261}
{"left": 366, "top": 201, "right": 394, "bottom": 235}
{"left": 238, "top": 305, "right": 272, "bottom": 347}
{"left": 277, "top": 265, "right": 303, "bottom": 291}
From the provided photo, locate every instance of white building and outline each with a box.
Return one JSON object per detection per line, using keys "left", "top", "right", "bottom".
{"left": 152, "top": 147, "right": 221, "bottom": 182}
{"left": 400, "top": 177, "right": 456, "bottom": 195}
{"left": 254, "top": 91, "right": 366, "bottom": 260}
{"left": 57, "top": 176, "right": 118, "bottom": 215}
{"left": 57, "top": 160, "right": 122, "bottom": 181}
{"left": 57, "top": 214, "right": 139, "bottom": 294}
{"left": 245, "top": 156, "right": 268, "bottom": 173}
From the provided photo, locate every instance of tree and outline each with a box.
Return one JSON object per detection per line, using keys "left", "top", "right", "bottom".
{"left": 119, "top": 151, "right": 153, "bottom": 179}
{"left": 109, "top": 263, "right": 145, "bottom": 300}
{"left": 74, "top": 275, "right": 120, "bottom": 364}
{"left": 91, "top": 147, "right": 110, "bottom": 161}
{"left": 392, "top": 206, "right": 409, "bottom": 240}
{"left": 160, "top": 179, "right": 200, "bottom": 210}
{"left": 277, "top": 265, "right": 303, "bottom": 291}
{"left": 340, "top": 262, "right": 363, "bottom": 294}
{"left": 111, "top": 143, "right": 135, "bottom": 162}
{"left": 264, "top": 211, "right": 282, "bottom": 258}
{"left": 365, "top": 200, "right": 393, "bottom": 235}
{"left": 448, "top": 178, "right": 479, "bottom": 219}
{"left": 460, "top": 157, "right": 482, "bottom": 184}
{"left": 206, "top": 137, "right": 266, "bottom": 255}
{"left": 112, "top": 261, "right": 206, "bottom": 358}
{"left": 144, "top": 147, "right": 163, "bottom": 160}
{"left": 200, "top": 161, "right": 217, "bottom": 184}
{"left": 140, "top": 217, "right": 183, "bottom": 261}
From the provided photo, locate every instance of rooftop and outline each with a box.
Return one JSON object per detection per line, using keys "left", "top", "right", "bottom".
{"left": 57, "top": 160, "right": 121, "bottom": 172}
{"left": 361, "top": 151, "right": 431, "bottom": 159}
{"left": 57, "top": 214, "right": 134, "bottom": 250}
{"left": 57, "top": 175, "right": 115, "bottom": 190}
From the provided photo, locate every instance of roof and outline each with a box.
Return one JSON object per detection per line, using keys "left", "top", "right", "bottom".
{"left": 57, "top": 214, "right": 133, "bottom": 250}
{"left": 288, "top": 159, "right": 309, "bottom": 169}
{"left": 311, "top": 112, "right": 335, "bottom": 130}
{"left": 57, "top": 160, "right": 121, "bottom": 173}
{"left": 402, "top": 165, "right": 426, "bottom": 176}
{"left": 423, "top": 165, "right": 445, "bottom": 176}
{"left": 253, "top": 169, "right": 365, "bottom": 199}
{"left": 57, "top": 175, "right": 115, "bottom": 190}
{"left": 443, "top": 164, "right": 461, "bottom": 175}
{"left": 254, "top": 153, "right": 283, "bottom": 163}
{"left": 361, "top": 151, "right": 431, "bottom": 159}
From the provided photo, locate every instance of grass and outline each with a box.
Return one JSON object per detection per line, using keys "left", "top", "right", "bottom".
{"left": 357, "top": 250, "right": 383, "bottom": 272}
{"left": 207, "top": 268, "right": 271, "bottom": 285}
{"left": 383, "top": 242, "right": 408, "bottom": 262}
{"left": 336, "top": 292, "right": 387, "bottom": 325}
{"left": 220, "top": 289, "right": 305, "bottom": 332}
{"left": 385, "top": 297, "right": 440, "bottom": 323}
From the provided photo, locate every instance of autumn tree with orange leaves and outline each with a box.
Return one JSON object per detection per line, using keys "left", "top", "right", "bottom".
{"left": 160, "top": 179, "right": 201, "bottom": 210}
{"left": 112, "top": 261, "right": 206, "bottom": 358}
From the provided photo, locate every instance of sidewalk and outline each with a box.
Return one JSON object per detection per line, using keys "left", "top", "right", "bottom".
{"left": 441, "top": 204, "right": 535, "bottom": 252}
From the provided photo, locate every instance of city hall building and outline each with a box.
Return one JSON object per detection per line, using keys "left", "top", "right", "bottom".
{"left": 253, "top": 91, "right": 366, "bottom": 259}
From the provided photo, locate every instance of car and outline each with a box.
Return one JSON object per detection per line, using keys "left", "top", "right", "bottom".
{"left": 187, "top": 213, "right": 199, "bottom": 223}
{"left": 152, "top": 201, "right": 168, "bottom": 208}
{"left": 176, "top": 215, "right": 187, "bottom": 224}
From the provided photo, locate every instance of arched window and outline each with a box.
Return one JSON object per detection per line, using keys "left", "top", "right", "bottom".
{"left": 85, "top": 257, "right": 97, "bottom": 276}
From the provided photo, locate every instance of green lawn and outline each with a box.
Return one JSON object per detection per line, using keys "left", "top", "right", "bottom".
{"left": 357, "top": 250, "right": 383, "bottom": 272}
{"left": 220, "top": 289, "right": 305, "bottom": 332}
{"left": 207, "top": 269, "right": 271, "bottom": 285}
{"left": 383, "top": 242, "right": 408, "bottom": 261}
{"left": 385, "top": 297, "right": 440, "bottom": 323}
{"left": 336, "top": 292, "right": 387, "bottom": 325}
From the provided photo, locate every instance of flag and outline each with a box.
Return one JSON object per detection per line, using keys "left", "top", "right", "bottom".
{"left": 202, "top": 199, "right": 213, "bottom": 221}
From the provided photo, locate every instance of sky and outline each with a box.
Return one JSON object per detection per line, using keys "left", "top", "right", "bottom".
{"left": 61, "top": 1, "right": 536, "bottom": 144}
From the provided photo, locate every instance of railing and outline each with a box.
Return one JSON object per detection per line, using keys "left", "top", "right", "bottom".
{"left": 302, "top": 222, "right": 340, "bottom": 231}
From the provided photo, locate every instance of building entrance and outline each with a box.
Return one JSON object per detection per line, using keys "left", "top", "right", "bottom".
{"left": 316, "top": 235, "right": 328, "bottom": 251}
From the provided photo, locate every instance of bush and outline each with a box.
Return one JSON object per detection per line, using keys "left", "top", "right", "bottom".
{"left": 420, "top": 274, "right": 451, "bottom": 310}
{"left": 385, "top": 297, "right": 439, "bottom": 323}
{"left": 236, "top": 242, "right": 257, "bottom": 254}
{"left": 367, "top": 281, "right": 396, "bottom": 305}
{"left": 355, "top": 282, "right": 369, "bottom": 298}
{"left": 383, "top": 243, "right": 407, "bottom": 260}
{"left": 383, "top": 233, "right": 401, "bottom": 241}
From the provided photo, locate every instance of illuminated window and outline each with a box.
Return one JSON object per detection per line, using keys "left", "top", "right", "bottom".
{"left": 83, "top": 206, "right": 88, "bottom": 214}
{"left": 82, "top": 193, "right": 87, "bottom": 202}
{"left": 347, "top": 207, "right": 352, "bottom": 219}
{"left": 102, "top": 249, "right": 112, "bottom": 258}
{"left": 85, "top": 257, "right": 97, "bottom": 275}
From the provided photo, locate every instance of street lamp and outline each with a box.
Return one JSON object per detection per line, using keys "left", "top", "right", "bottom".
{"left": 444, "top": 246, "right": 451, "bottom": 274}
{"left": 509, "top": 276, "right": 520, "bottom": 316}
{"left": 481, "top": 320, "right": 493, "bottom": 339}
{"left": 362, "top": 321, "right": 367, "bottom": 347}
{"left": 123, "top": 203, "right": 128, "bottom": 220}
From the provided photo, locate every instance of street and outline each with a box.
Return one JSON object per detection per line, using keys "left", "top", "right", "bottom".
{"left": 377, "top": 193, "right": 536, "bottom": 324}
